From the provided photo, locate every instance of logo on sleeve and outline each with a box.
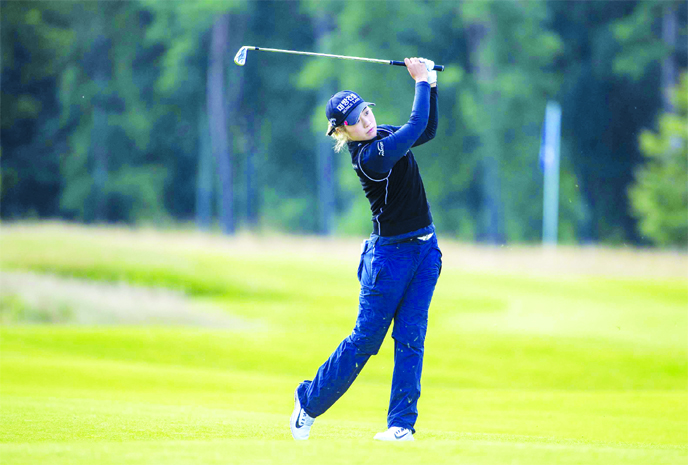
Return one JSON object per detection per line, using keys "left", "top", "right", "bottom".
{"left": 377, "top": 141, "right": 384, "bottom": 157}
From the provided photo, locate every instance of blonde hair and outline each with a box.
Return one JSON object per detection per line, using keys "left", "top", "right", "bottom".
{"left": 326, "top": 123, "right": 352, "bottom": 153}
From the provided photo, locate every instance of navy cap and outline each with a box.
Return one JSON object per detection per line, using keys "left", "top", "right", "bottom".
{"left": 326, "top": 90, "right": 375, "bottom": 135}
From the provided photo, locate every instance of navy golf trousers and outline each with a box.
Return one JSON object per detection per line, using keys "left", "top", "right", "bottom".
{"left": 297, "top": 224, "right": 442, "bottom": 432}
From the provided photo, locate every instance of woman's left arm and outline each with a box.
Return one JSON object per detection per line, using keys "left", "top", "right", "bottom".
{"left": 411, "top": 86, "right": 438, "bottom": 147}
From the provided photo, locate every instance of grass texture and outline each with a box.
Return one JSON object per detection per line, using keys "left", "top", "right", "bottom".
{"left": 1, "top": 223, "right": 686, "bottom": 464}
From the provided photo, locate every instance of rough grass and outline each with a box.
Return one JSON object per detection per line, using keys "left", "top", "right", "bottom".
{"left": 0, "top": 271, "right": 245, "bottom": 327}
{"left": 0, "top": 223, "right": 686, "bottom": 464}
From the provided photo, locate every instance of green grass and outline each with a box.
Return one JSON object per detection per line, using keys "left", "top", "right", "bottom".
{"left": 1, "top": 223, "right": 687, "bottom": 464}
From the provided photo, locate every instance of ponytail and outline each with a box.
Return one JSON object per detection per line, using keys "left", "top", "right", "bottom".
{"left": 326, "top": 122, "right": 351, "bottom": 153}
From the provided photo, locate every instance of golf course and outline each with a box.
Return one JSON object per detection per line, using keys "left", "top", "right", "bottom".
{"left": 1, "top": 223, "right": 686, "bottom": 464}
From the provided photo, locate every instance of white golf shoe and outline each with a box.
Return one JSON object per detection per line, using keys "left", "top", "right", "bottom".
{"left": 290, "top": 387, "right": 314, "bottom": 440}
{"left": 373, "top": 426, "right": 414, "bottom": 441}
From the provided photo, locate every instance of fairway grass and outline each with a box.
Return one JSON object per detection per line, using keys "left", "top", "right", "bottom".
{"left": 1, "top": 223, "right": 686, "bottom": 464}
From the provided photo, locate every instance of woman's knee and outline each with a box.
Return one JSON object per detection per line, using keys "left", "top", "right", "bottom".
{"left": 347, "top": 331, "right": 385, "bottom": 356}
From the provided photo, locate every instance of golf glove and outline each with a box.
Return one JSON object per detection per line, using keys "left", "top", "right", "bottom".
{"left": 420, "top": 58, "right": 437, "bottom": 85}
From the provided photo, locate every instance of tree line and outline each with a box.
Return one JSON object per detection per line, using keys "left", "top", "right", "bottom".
{"left": 2, "top": 0, "right": 686, "bottom": 246}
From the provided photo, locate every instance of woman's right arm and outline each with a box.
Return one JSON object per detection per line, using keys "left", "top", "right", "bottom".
{"left": 359, "top": 59, "right": 431, "bottom": 175}
{"left": 358, "top": 81, "right": 431, "bottom": 174}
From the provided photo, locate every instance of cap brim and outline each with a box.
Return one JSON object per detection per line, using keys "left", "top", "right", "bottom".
{"left": 344, "top": 102, "right": 375, "bottom": 126}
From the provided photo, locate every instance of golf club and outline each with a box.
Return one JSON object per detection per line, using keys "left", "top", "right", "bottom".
{"left": 234, "top": 46, "right": 445, "bottom": 71}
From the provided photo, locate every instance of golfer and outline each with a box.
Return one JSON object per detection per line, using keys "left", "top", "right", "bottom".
{"left": 290, "top": 57, "right": 442, "bottom": 441}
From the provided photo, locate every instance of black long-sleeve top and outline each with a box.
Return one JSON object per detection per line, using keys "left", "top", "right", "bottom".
{"left": 348, "top": 82, "right": 438, "bottom": 237}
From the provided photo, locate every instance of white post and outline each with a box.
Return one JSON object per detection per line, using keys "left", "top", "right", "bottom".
{"left": 542, "top": 101, "right": 561, "bottom": 246}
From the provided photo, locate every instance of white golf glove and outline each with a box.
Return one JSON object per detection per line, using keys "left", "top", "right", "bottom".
{"left": 419, "top": 58, "right": 437, "bottom": 85}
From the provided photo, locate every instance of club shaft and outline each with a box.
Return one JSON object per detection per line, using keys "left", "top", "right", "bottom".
{"left": 244, "top": 46, "right": 445, "bottom": 72}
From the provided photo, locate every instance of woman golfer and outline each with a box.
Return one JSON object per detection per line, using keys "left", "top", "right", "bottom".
{"left": 290, "top": 57, "right": 442, "bottom": 441}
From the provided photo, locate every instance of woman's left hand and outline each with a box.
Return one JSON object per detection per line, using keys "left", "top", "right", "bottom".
{"left": 419, "top": 58, "right": 437, "bottom": 87}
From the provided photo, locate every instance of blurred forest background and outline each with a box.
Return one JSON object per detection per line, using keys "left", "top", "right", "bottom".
{"left": 2, "top": 0, "right": 687, "bottom": 247}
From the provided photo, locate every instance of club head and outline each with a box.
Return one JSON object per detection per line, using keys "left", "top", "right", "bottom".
{"left": 234, "top": 46, "right": 248, "bottom": 66}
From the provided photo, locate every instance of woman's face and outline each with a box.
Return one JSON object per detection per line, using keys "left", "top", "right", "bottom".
{"left": 344, "top": 106, "right": 377, "bottom": 141}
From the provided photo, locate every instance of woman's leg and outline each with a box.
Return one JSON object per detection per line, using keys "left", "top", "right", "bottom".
{"left": 297, "top": 328, "right": 384, "bottom": 418}
{"left": 387, "top": 242, "right": 442, "bottom": 432}
{"left": 299, "top": 240, "right": 415, "bottom": 418}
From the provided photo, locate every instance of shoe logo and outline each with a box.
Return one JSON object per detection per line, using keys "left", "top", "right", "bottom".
{"left": 295, "top": 410, "right": 305, "bottom": 428}
{"left": 394, "top": 429, "right": 409, "bottom": 439}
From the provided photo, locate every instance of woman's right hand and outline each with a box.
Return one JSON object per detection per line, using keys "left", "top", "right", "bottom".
{"left": 404, "top": 57, "right": 428, "bottom": 84}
